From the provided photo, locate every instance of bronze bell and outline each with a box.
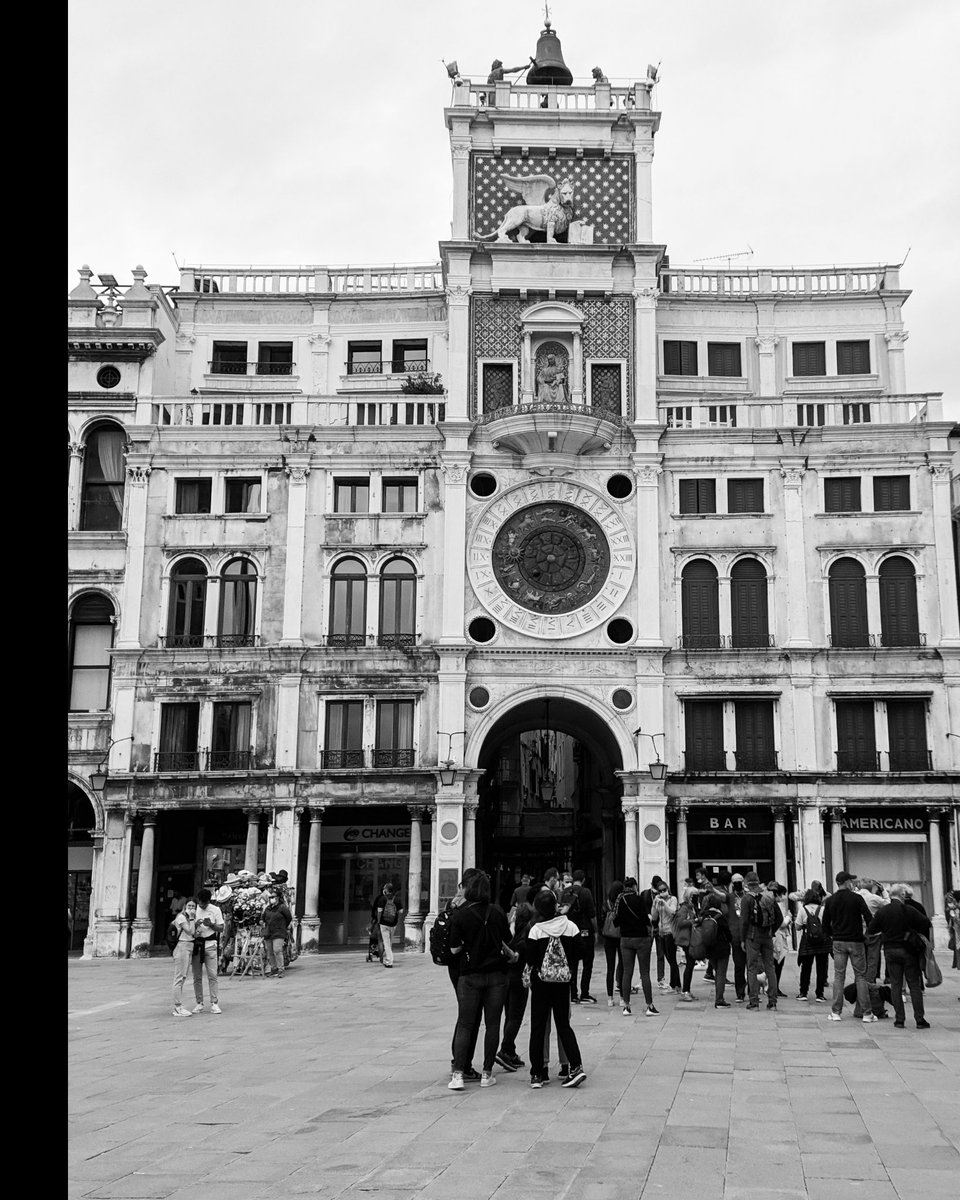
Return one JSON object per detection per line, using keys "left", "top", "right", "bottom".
{"left": 526, "top": 21, "right": 573, "bottom": 87}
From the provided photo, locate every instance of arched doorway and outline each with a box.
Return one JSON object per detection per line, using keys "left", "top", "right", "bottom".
{"left": 68, "top": 783, "right": 98, "bottom": 953}
{"left": 474, "top": 696, "right": 625, "bottom": 909}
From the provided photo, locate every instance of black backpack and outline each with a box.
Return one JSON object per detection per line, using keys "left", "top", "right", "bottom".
{"left": 429, "top": 907, "right": 455, "bottom": 965}
{"left": 751, "top": 894, "right": 783, "bottom": 934}
{"left": 164, "top": 921, "right": 180, "bottom": 954}
{"left": 804, "top": 904, "right": 828, "bottom": 949}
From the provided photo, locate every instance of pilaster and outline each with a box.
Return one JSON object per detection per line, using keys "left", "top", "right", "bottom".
{"left": 116, "top": 463, "right": 151, "bottom": 648}
{"left": 280, "top": 459, "right": 311, "bottom": 646}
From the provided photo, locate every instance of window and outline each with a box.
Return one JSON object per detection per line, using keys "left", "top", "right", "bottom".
{"left": 329, "top": 558, "right": 367, "bottom": 646}
{"left": 887, "top": 701, "right": 930, "bottom": 771}
{"left": 391, "top": 339, "right": 428, "bottom": 373}
{"left": 482, "top": 363, "right": 514, "bottom": 413}
{"left": 590, "top": 363, "right": 622, "bottom": 415}
{"left": 382, "top": 478, "right": 417, "bottom": 513}
{"left": 97, "top": 365, "right": 121, "bottom": 389}
{"left": 681, "top": 560, "right": 720, "bottom": 649}
{"left": 663, "top": 340, "right": 698, "bottom": 376}
{"left": 218, "top": 559, "right": 257, "bottom": 647}
{"left": 678, "top": 479, "right": 716, "bottom": 515}
{"left": 707, "top": 343, "right": 742, "bottom": 377}
{"left": 69, "top": 594, "right": 114, "bottom": 711}
{"left": 80, "top": 425, "right": 125, "bottom": 531}
{"left": 379, "top": 558, "right": 416, "bottom": 648}
{"left": 211, "top": 341, "right": 247, "bottom": 375}
{"left": 175, "top": 479, "right": 212, "bottom": 515}
{"left": 374, "top": 700, "right": 415, "bottom": 767}
{"left": 879, "top": 557, "right": 920, "bottom": 647}
{"left": 256, "top": 342, "right": 292, "bottom": 376}
{"left": 684, "top": 701, "right": 725, "bottom": 770}
{"left": 334, "top": 478, "right": 370, "bottom": 514}
{"left": 797, "top": 403, "right": 826, "bottom": 427}
{"left": 828, "top": 558, "right": 868, "bottom": 648}
{"left": 792, "top": 342, "right": 826, "bottom": 376}
{"left": 873, "top": 475, "right": 910, "bottom": 512}
{"left": 727, "top": 478, "right": 764, "bottom": 513}
{"left": 835, "top": 701, "right": 877, "bottom": 771}
{"left": 824, "top": 477, "right": 861, "bottom": 513}
{"left": 167, "top": 558, "right": 207, "bottom": 647}
{"left": 157, "top": 702, "right": 200, "bottom": 770}
{"left": 837, "top": 340, "right": 870, "bottom": 375}
{"left": 734, "top": 701, "right": 777, "bottom": 770}
{"left": 323, "top": 701, "right": 364, "bottom": 768}
{"left": 731, "top": 559, "right": 769, "bottom": 648}
{"left": 210, "top": 702, "right": 252, "bottom": 770}
{"left": 224, "top": 478, "right": 262, "bottom": 514}
{"left": 347, "top": 341, "right": 382, "bottom": 375}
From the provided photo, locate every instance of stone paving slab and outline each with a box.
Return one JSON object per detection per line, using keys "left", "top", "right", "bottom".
{"left": 69, "top": 953, "right": 960, "bottom": 1199}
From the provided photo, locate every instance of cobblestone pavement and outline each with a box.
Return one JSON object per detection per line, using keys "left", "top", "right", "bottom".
{"left": 69, "top": 951, "right": 960, "bottom": 1200}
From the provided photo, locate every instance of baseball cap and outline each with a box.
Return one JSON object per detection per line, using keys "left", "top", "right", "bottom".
{"left": 730, "top": 873, "right": 744, "bottom": 883}
{"left": 836, "top": 871, "right": 857, "bottom": 885}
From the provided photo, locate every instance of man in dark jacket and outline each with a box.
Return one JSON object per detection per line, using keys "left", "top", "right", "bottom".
{"left": 262, "top": 890, "right": 292, "bottom": 979}
{"left": 445, "top": 869, "right": 483, "bottom": 1082}
{"left": 613, "top": 876, "right": 657, "bottom": 1016}
{"left": 822, "top": 871, "right": 873, "bottom": 1021}
{"left": 740, "top": 872, "right": 780, "bottom": 1010}
{"left": 726, "top": 873, "right": 748, "bottom": 1002}
{"left": 569, "top": 870, "right": 598, "bottom": 1005}
{"left": 867, "top": 883, "right": 932, "bottom": 1028}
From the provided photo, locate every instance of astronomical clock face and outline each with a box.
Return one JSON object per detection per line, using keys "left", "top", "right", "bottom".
{"left": 468, "top": 481, "right": 636, "bottom": 639}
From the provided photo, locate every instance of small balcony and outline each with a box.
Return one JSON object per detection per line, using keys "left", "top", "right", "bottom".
{"left": 372, "top": 748, "right": 416, "bottom": 769}
{"left": 888, "top": 749, "right": 933, "bottom": 772}
{"left": 154, "top": 751, "right": 201, "bottom": 772}
{"left": 835, "top": 750, "right": 881, "bottom": 773}
{"left": 682, "top": 752, "right": 728, "bottom": 773}
{"left": 320, "top": 749, "right": 365, "bottom": 770}
{"left": 829, "top": 633, "right": 927, "bottom": 649}
{"left": 346, "top": 358, "right": 429, "bottom": 377}
{"left": 209, "top": 360, "right": 294, "bottom": 376}
{"left": 323, "top": 633, "right": 420, "bottom": 652}
{"left": 734, "top": 750, "right": 780, "bottom": 772}
{"left": 160, "top": 634, "right": 260, "bottom": 650}
{"left": 206, "top": 749, "right": 253, "bottom": 772}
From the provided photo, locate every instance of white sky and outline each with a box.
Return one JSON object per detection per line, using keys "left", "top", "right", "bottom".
{"left": 68, "top": 0, "right": 959, "bottom": 417}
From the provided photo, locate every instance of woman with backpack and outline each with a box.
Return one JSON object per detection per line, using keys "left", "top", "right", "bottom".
{"left": 371, "top": 883, "right": 403, "bottom": 968}
{"left": 495, "top": 885, "right": 538, "bottom": 1073}
{"left": 525, "top": 889, "right": 586, "bottom": 1089}
{"left": 601, "top": 881, "right": 625, "bottom": 1008}
{"left": 795, "top": 887, "right": 831, "bottom": 1002}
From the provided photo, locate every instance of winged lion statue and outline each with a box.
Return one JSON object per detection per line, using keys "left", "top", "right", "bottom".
{"left": 476, "top": 174, "right": 575, "bottom": 243}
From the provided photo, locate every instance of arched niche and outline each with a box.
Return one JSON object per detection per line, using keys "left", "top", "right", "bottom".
{"left": 518, "top": 301, "right": 585, "bottom": 404}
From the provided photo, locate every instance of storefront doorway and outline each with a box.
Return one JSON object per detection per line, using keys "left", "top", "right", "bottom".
{"left": 68, "top": 783, "right": 97, "bottom": 953}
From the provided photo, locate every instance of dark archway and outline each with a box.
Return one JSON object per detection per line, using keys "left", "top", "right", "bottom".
{"left": 474, "top": 696, "right": 625, "bottom": 908}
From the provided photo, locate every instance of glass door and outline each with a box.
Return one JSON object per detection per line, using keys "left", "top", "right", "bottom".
{"left": 344, "top": 853, "right": 408, "bottom": 946}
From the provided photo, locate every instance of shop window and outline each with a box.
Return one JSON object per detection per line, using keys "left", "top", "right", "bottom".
{"left": 879, "top": 557, "right": 920, "bottom": 647}
{"left": 590, "top": 362, "right": 622, "bottom": 415}
{"left": 256, "top": 342, "right": 293, "bottom": 376}
{"left": 837, "top": 340, "right": 870, "bottom": 375}
{"left": 378, "top": 558, "right": 416, "bottom": 649}
{"left": 334, "top": 478, "right": 370, "bottom": 513}
{"left": 681, "top": 560, "right": 720, "bottom": 648}
{"left": 679, "top": 478, "right": 716, "bottom": 514}
{"left": 80, "top": 424, "right": 126, "bottom": 531}
{"left": 224, "top": 478, "right": 262, "bottom": 514}
{"left": 727, "top": 478, "right": 764, "bottom": 514}
{"left": 323, "top": 701, "right": 364, "bottom": 768}
{"left": 663, "top": 340, "right": 697, "bottom": 376}
{"left": 391, "top": 339, "right": 428, "bottom": 373}
{"left": 707, "top": 342, "right": 742, "bottom": 377}
{"left": 835, "top": 701, "right": 877, "bottom": 772}
{"left": 69, "top": 593, "right": 115, "bottom": 711}
{"left": 382, "top": 478, "right": 417, "bottom": 513}
{"left": 374, "top": 700, "right": 415, "bottom": 767}
{"left": 157, "top": 702, "right": 200, "bottom": 771}
{"left": 873, "top": 475, "right": 910, "bottom": 512}
{"left": 347, "top": 341, "right": 382, "bottom": 375}
{"left": 792, "top": 342, "right": 826, "bottom": 376}
{"left": 482, "top": 363, "right": 514, "bottom": 413}
{"left": 175, "top": 479, "right": 212, "bottom": 515}
{"left": 730, "top": 558, "right": 769, "bottom": 648}
{"left": 329, "top": 558, "right": 367, "bottom": 647}
{"left": 734, "top": 701, "right": 777, "bottom": 770}
{"left": 167, "top": 558, "right": 207, "bottom": 648}
{"left": 824, "top": 477, "right": 861, "bottom": 513}
{"left": 210, "top": 702, "right": 252, "bottom": 770}
{"left": 211, "top": 341, "right": 247, "bottom": 375}
{"left": 684, "top": 701, "right": 725, "bottom": 771}
{"left": 828, "top": 558, "right": 868, "bottom": 647}
{"left": 886, "top": 700, "right": 930, "bottom": 771}
{"left": 218, "top": 559, "right": 257, "bottom": 647}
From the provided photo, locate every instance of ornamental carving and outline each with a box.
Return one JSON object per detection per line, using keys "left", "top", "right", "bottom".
{"left": 127, "top": 465, "right": 151, "bottom": 484}
{"left": 884, "top": 331, "right": 909, "bottom": 348}
{"left": 755, "top": 335, "right": 780, "bottom": 354}
{"left": 492, "top": 503, "right": 610, "bottom": 614}
{"left": 284, "top": 464, "right": 310, "bottom": 483}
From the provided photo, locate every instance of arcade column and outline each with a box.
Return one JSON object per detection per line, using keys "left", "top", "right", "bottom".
{"left": 244, "top": 809, "right": 262, "bottom": 874}
{"left": 300, "top": 807, "right": 325, "bottom": 953}
{"left": 131, "top": 811, "right": 157, "bottom": 958}
{"left": 621, "top": 800, "right": 639, "bottom": 883}
{"left": 405, "top": 806, "right": 427, "bottom": 951}
{"left": 675, "top": 804, "right": 690, "bottom": 886}
{"left": 829, "top": 807, "right": 846, "bottom": 885}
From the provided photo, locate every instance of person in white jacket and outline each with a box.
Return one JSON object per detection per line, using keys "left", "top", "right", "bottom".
{"left": 525, "top": 890, "right": 587, "bottom": 1089}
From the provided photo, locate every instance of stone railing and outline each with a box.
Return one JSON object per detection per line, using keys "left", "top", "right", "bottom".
{"left": 143, "top": 396, "right": 445, "bottom": 429}
{"left": 450, "top": 78, "right": 651, "bottom": 112}
{"left": 179, "top": 264, "right": 443, "bottom": 296}
{"left": 660, "top": 265, "right": 901, "bottom": 297}
{"left": 659, "top": 393, "right": 942, "bottom": 430}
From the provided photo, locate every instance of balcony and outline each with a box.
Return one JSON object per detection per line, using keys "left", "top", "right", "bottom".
{"left": 682, "top": 752, "right": 728, "bottom": 773}
{"left": 160, "top": 634, "right": 260, "bottom": 650}
{"left": 661, "top": 393, "right": 940, "bottom": 431}
{"left": 829, "top": 633, "right": 927, "bottom": 649}
{"left": 888, "top": 749, "right": 933, "bottom": 772}
{"left": 372, "top": 748, "right": 416, "bottom": 769}
{"left": 346, "top": 359, "right": 429, "bottom": 377}
{"left": 207, "top": 750, "right": 253, "bottom": 771}
{"left": 323, "top": 633, "right": 420, "bottom": 652}
{"left": 478, "top": 401, "right": 626, "bottom": 458}
{"left": 835, "top": 751, "right": 881, "bottom": 773}
{"left": 209, "top": 360, "right": 294, "bottom": 376}
{"left": 180, "top": 264, "right": 443, "bottom": 296}
{"left": 154, "top": 751, "right": 201, "bottom": 772}
{"left": 659, "top": 264, "right": 901, "bottom": 297}
{"left": 318, "top": 748, "right": 417, "bottom": 769}
{"left": 734, "top": 750, "right": 780, "bottom": 772}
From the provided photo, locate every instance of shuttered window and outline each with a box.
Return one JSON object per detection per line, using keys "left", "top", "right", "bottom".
{"left": 792, "top": 342, "right": 826, "bottom": 376}
{"left": 734, "top": 701, "right": 776, "bottom": 770}
{"left": 482, "top": 363, "right": 514, "bottom": 413}
{"left": 707, "top": 342, "right": 742, "bottom": 377}
{"left": 828, "top": 558, "right": 869, "bottom": 647}
{"left": 887, "top": 700, "right": 929, "bottom": 771}
{"left": 837, "top": 340, "right": 870, "bottom": 375}
{"left": 835, "top": 701, "right": 877, "bottom": 771}
{"left": 873, "top": 475, "right": 910, "bottom": 511}
{"left": 731, "top": 558, "right": 769, "bottom": 647}
{"left": 681, "top": 560, "right": 720, "bottom": 648}
{"left": 684, "top": 701, "right": 725, "bottom": 771}
{"left": 727, "top": 478, "right": 764, "bottom": 513}
{"left": 879, "top": 556, "right": 920, "bottom": 647}
{"left": 824, "top": 477, "right": 861, "bottom": 513}
{"left": 663, "top": 340, "right": 698, "bottom": 376}
{"left": 678, "top": 478, "right": 717, "bottom": 514}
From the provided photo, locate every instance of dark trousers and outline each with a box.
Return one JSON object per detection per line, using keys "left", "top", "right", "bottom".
{"left": 885, "top": 946, "right": 925, "bottom": 1024}
{"left": 746, "top": 936, "right": 777, "bottom": 1005}
{"left": 603, "top": 936, "right": 623, "bottom": 999}
{"left": 730, "top": 940, "right": 747, "bottom": 999}
{"left": 681, "top": 950, "right": 697, "bottom": 993}
{"left": 528, "top": 981, "right": 581, "bottom": 1077}
{"left": 571, "top": 934, "right": 595, "bottom": 999}
{"left": 453, "top": 970, "right": 508, "bottom": 1073}
{"left": 654, "top": 933, "right": 665, "bottom": 982}
{"left": 710, "top": 944, "right": 731, "bottom": 1002}
{"left": 499, "top": 963, "right": 529, "bottom": 1056}
{"left": 798, "top": 952, "right": 830, "bottom": 998}
{"left": 449, "top": 964, "right": 482, "bottom": 1067}
{"left": 620, "top": 936, "right": 653, "bottom": 1007}
{"left": 855, "top": 934, "right": 885, "bottom": 1017}
{"left": 662, "top": 933, "right": 681, "bottom": 989}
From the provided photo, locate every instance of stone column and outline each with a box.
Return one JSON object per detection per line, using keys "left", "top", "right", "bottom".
{"left": 131, "top": 813, "right": 157, "bottom": 957}
{"left": 571, "top": 331, "right": 583, "bottom": 405}
{"left": 439, "top": 459, "right": 470, "bottom": 642}
{"left": 116, "top": 465, "right": 151, "bottom": 649}
{"left": 929, "top": 463, "right": 960, "bottom": 646}
{"left": 463, "top": 802, "right": 478, "bottom": 871}
{"left": 884, "top": 329, "right": 909, "bottom": 394}
{"left": 521, "top": 331, "right": 533, "bottom": 403}
{"left": 82, "top": 828, "right": 105, "bottom": 959}
{"left": 405, "top": 806, "right": 426, "bottom": 951}
{"left": 634, "top": 141, "right": 654, "bottom": 242}
{"left": 779, "top": 461, "right": 812, "bottom": 647}
{"left": 755, "top": 335, "right": 779, "bottom": 397}
{"left": 450, "top": 143, "right": 471, "bottom": 238}
{"left": 280, "top": 461, "right": 310, "bottom": 646}
{"left": 444, "top": 284, "right": 471, "bottom": 420}
{"left": 67, "top": 442, "right": 85, "bottom": 530}
{"left": 675, "top": 804, "right": 689, "bottom": 886}
{"left": 772, "top": 807, "right": 789, "bottom": 887}
{"left": 632, "top": 459, "right": 663, "bottom": 646}
{"left": 797, "top": 800, "right": 824, "bottom": 893}
{"left": 927, "top": 809, "right": 946, "bottom": 921}
{"left": 119, "top": 810, "right": 136, "bottom": 958}
{"left": 829, "top": 807, "right": 845, "bottom": 885}
{"left": 300, "top": 807, "right": 324, "bottom": 953}
{"left": 633, "top": 287, "right": 658, "bottom": 422}
{"left": 621, "top": 800, "right": 638, "bottom": 882}
{"left": 244, "top": 810, "right": 261, "bottom": 873}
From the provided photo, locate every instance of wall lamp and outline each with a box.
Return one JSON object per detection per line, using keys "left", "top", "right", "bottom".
{"left": 90, "top": 736, "right": 135, "bottom": 792}
{"left": 634, "top": 729, "right": 667, "bottom": 781}
{"left": 438, "top": 730, "right": 466, "bottom": 786}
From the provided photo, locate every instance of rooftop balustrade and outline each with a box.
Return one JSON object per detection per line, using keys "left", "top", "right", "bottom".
{"left": 179, "top": 264, "right": 443, "bottom": 296}
{"left": 660, "top": 264, "right": 903, "bottom": 297}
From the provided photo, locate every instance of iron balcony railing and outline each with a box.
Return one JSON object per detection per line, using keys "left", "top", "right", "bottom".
{"left": 830, "top": 632, "right": 927, "bottom": 649}
{"left": 346, "top": 359, "right": 429, "bottom": 376}
{"left": 678, "top": 634, "right": 776, "bottom": 650}
{"left": 319, "top": 748, "right": 417, "bottom": 769}
{"left": 206, "top": 749, "right": 253, "bottom": 771}
{"left": 888, "top": 749, "right": 933, "bottom": 771}
{"left": 209, "top": 360, "right": 295, "bottom": 376}
{"left": 161, "top": 634, "right": 259, "bottom": 649}
{"left": 734, "top": 750, "right": 780, "bottom": 772}
{"left": 682, "top": 752, "right": 729, "bottom": 772}
{"left": 154, "top": 750, "right": 201, "bottom": 772}
{"left": 372, "top": 748, "right": 416, "bottom": 768}
{"left": 324, "top": 633, "right": 419, "bottom": 651}
{"left": 835, "top": 750, "right": 882, "bottom": 772}
{"left": 154, "top": 750, "right": 254, "bottom": 772}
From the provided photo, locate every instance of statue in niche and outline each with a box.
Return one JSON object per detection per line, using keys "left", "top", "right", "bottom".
{"left": 536, "top": 353, "right": 569, "bottom": 404}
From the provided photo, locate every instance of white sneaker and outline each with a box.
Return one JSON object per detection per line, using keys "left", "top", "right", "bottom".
{"left": 607, "top": 997, "right": 615, "bottom": 1007}
{"left": 448, "top": 1072, "right": 464, "bottom": 1091}
{"left": 828, "top": 1013, "right": 842, "bottom": 1021}
{"left": 172, "top": 1006, "right": 192, "bottom": 1017}
{"left": 862, "top": 1013, "right": 878, "bottom": 1023}
{"left": 210, "top": 1003, "right": 222, "bottom": 1014}
{"left": 192, "top": 1004, "right": 204, "bottom": 1014}
{"left": 480, "top": 1072, "right": 497, "bottom": 1087}
{"left": 658, "top": 980, "right": 669, "bottom": 991}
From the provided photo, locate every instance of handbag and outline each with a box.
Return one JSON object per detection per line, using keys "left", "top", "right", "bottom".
{"left": 602, "top": 905, "right": 618, "bottom": 938}
{"left": 922, "top": 940, "right": 943, "bottom": 988}
{"left": 521, "top": 964, "right": 532, "bottom": 989}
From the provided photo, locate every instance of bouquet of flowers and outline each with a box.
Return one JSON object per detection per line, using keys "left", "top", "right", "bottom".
{"left": 232, "top": 886, "right": 268, "bottom": 928}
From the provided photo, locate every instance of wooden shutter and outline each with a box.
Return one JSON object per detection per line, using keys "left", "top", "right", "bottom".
{"left": 679, "top": 478, "right": 716, "bottom": 514}
{"left": 837, "top": 340, "right": 870, "bottom": 375}
{"left": 873, "top": 475, "right": 910, "bottom": 511}
{"left": 835, "top": 701, "right": 876, "bottom": 771}
{"left": 879, "top": 556, "right": 919, "bottom": 647}
{"left": 681, "top": 561, "right": 720, "bottom": 647}
{"left": 824, "top": 477, "right": 861, "bottom": 512}
{"left": 685, "top": 701, "right": 724, "bottom": 770}
{"left": 828, "top": 559, "right": 868, "bottom": 647}
{"left": 728, "top": 478, "right": 763, "bottom": 513}
{"left": 734, "top": 701, "right": 775, "bottom": 770}
{"left": 664, "top": 340, "right": 697, "bottom": 376}
{"left": 792, "top": 342, "right": 826, "bottom": 376}
{"left": 707, "top": 342, "right": 742, "bottom": 376}
{"left": 886, "top": 700, "right": 928, "bottom": 771}
{"left": 731, "top": 559, "right": 769, "bottom": 647}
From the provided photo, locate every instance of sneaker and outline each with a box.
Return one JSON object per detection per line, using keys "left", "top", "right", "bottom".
{"left": 495, "top": 1051, "right": 519, "bottom": 1072}
{"left": 562, "top": 1065, "right": 586, "bottom": 1088}
{"left": 509, "top": 1055, "right": 526, "bottom": 1070}
{"left": 894, "top": 1020, "right": 905, "bottom": 1028}
{"left": 916, "top": 1019, "right": 930, "bottom": 1029}
{"left": 715, "top": 1000, "right": 731, "bottom": 1008}
{"left": 796, "top": 994, "right": 807, "bottom": 1001}
{"left": 462, "top": 1067, "right": 482, "bottom": 1082}
{"left": 570, "top": 995, "right": 581, "bottom": 1004}
{"left": 448, "top": 1072, "right": 464, "bottom": 1091}
{"left": 580, "top": 994, "right": 597, "bottom": 1004}
{"left": 541, "top": 1070, "right": 551, "bottom": 1085}
{"left": 210, "top": 1003, "right": 222, "bottom": 1014}
{"left": 172, "top": 1006, "right": 192, "bottom": 1017}
{"left": 671, "top": 987, "right": 682, "bottom": 995}
{"left": 735, "top": 996, "right": 745, "bottom": 1004}
{"left": 558, "top": 1065, "right": 570, "bottom": 1081}
{"left": 192, "top": 1004, "right": 204, "bottom": 1014}
{"left": 876, "top": 1012, "right": 889, "bottom": 1020}
{"left": 607, "top": 997, "right": 615, "bottom": 1007}
{"left": 766, "top": 1003, "right": 777, "bottom": 1010}
{"left": 631, "top": 987, "right": 639, "bottom": 994}
{"left": 679, "top": 992, "right": 695, "bottom": 1003}
{"left": 862, "top": 1014, "right": 878, "bottom": 1023}
{"left": 814, "top": 995, "right": 826, "bottom": 1003}
{"left": 530, "top": 1076, "right": 543, "bottom": 1089}
{"left": 621, "top": 1006, "right": 632, "bottom": 1016}
{"left": 480, "top": 1072, "right": 497, "bottom": 1087}
{"left": 746, "top": 1002, "right": 759, "bottom": 1010}
{"left": 704, "top": 972, "right": 715, "bottom": 982}
{"left": 658, "top": 979, "right": 668, "bottom": 990}
{"left": 644, "top": 1005, "right": 659, "bottom": 1016}
{"left": 828, "top": 1013, "right": 842, "bottom": 1021}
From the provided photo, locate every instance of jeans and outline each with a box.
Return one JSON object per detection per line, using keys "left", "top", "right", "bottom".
{"left": 449, "top": 963, "right": 482, "bottom": 1067}
{"left": 192, "top": 938, "right": 219, "bottom": 1005}
{"left": 603, "top": 936, "right": 623, "bottom": 999}
{"left": 379, "top": 923, "right": 395, "bottom": 965}
{"left": 681, "top": 950, "right": 696, "bottom": 993}
{"left": 854, "top": 934, "right": 883, "bottom": 1016}
{"left": 499, "top": 963, "right": 529, "bottom": 1057}
{"left": 710, "top": 945, "right": 731, "bottom": 1003}
{"left": 264, "top": 936, "right": 286, "bottom": 976}
{"left": 798, "top": 952, "right": 830, "bottom": 998}
{"left": 662, "top": 933, "right": 681, "bottom": 989}
{"left": 831, "top": 940, "right": 870, "bottom": 1015}
{"left": 173, "top": 943, "right": 191, "bottom": 1007}
{"left": 453, "top": 970, "right": 507, "bottom": 1073}
{"left": 619, "top": 936, "right": 653, "bottom": 1007}
{"left": 746, "top": 936, "right": 777, "bottom": 1005}
{"left": 654, "top": 933, "right": 665, "bottom": 983}
{"left": 730, "top": 940, "right": 747, "bottom": 1000}
{"left": 529, "top": 981, "right": 581, "bottom": 1077}
{"left": 884, "top": 945, "right": 925, "bottom": 1024}
{"left": 571, "top": 933, "right": 595, "bottom": 999}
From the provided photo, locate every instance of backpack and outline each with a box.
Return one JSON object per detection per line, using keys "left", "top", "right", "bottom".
{"left": 466, "top": 907, "right": 503, "bottom": 968}
{"left": 674, "top": 900, "right": 696, "bottom": 948}
{"left": 380, "top": 897, "right": 398, "bottom": 927}
{"left": 804, "top": 904, "right": 828, "bottom": 949}
{"left": 165, "top": 921, "right": 180, "bottom": 953}
{"left": 538, "top": 934, "right": 571, "bottom": 983}
{"left": 688, "top": 913, "right": 719, "bottom": 960}
{"left": 429, "top": 907, "right": 455, "bottom": 965}
{"left": 751, "top": 894, "right": 783, "bottom": 935}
